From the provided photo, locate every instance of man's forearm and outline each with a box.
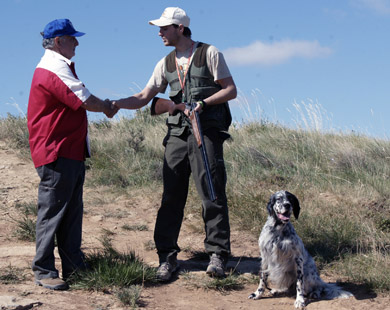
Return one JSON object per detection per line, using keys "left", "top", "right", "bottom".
{"left": 114, "top": 95, "right": 149, "bottom": 110}
{"left": 113, "top": 87, "right": 159, "bottom": 110}
{"left": 202, "top": 77, "right": 237, "bottom": 106}
{"left": 83, "top": 94, "right": 109, "bottom": 112}
{"left": 82, "top": 94, "right": 118, "bottom": 118}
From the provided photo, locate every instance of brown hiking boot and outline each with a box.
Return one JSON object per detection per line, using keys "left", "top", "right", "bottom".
{"left": 35, "top": 277, "right": 69, "bottom": 290}
{"left": 206, "top": 253, "right": 227, "bottom": 278}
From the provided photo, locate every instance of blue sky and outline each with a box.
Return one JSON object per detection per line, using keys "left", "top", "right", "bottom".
{"left": 1, "top": 0, "right": 390, "bottom": 138}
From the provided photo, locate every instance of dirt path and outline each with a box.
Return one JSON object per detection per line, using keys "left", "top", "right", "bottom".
{"left": 0, "top": 140, "right": 389, "bottom": 309}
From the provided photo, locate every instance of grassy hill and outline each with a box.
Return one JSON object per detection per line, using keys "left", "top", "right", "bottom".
{"left": 2, "top": 108, "right": 390, "bottom": 293}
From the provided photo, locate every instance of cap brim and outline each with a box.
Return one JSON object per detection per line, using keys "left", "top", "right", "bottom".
{"left": 149, "top": 18, "right": 173, "bottom": 27}
{"left": 72, "top": 31, "right": 85, "bottom": 37}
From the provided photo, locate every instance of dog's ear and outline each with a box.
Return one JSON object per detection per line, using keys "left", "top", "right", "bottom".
{"left": 286, "top": 191, "right": 300, "bottom": 219}
{"left": 267, "top": 194, "right": 276, "bottom": 216}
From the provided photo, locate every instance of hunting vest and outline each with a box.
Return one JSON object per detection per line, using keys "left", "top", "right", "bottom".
{"left": 164, "top": 42, "right": 232, "bottom": 136}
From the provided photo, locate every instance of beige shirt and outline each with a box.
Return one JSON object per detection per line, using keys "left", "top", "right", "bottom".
{"left": 146, "top": 42, "right": 232, "bottom": 94}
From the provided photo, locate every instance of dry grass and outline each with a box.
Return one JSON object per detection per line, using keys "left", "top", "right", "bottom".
{"left": 2, "top": 103, "right": 390, "bottom": 293}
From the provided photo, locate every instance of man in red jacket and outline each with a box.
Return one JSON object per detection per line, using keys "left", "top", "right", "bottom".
{"left": 27, "top": 18, "right": 117, "bottom": 290}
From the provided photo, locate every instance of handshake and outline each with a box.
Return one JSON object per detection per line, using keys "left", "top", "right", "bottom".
{"left": 103, "top": 99, "right": 119, "bottom": 118}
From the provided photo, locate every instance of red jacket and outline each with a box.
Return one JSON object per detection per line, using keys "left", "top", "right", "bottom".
{"left": 27, "top": 49, "right": 91, "bottom": 168}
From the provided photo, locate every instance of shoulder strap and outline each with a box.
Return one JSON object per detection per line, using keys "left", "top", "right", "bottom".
{"left": 193, "top": 42, "right": 210, "bottom": 67}
{"left": 165, "top": 50, "right": 176, "bottom": 73}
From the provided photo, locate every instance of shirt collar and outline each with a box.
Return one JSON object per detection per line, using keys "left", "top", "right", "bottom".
{"left": 44, "top": 49, "right": 73, "bottom": 66}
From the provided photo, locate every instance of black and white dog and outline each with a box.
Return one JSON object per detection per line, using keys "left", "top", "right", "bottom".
{"left": 249, "top": 191, "right": 352, "bottom": 309}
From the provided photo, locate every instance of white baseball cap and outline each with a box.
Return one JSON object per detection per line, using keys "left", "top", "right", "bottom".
{"left": 149, "top": 7, "right": 190, "bottom": 27}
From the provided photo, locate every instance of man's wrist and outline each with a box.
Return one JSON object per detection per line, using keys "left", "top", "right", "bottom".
{"left": 197, "top": 100, "right": 207, "bottom": 110}
{"left": 103, "top": 99, "right": 111, "bottom": 112}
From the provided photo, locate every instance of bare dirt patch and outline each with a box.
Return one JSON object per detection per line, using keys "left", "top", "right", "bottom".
{"left": 0, "top": 140, "right": 388, "bottom": 309}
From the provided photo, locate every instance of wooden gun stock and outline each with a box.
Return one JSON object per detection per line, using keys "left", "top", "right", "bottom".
{"left": 151, "top": 97, "right": 172, "bottom": 115}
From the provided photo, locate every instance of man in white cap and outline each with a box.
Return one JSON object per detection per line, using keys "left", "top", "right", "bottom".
{"left": 28, "top": 18, "right": 117, "bottom": 290}
{"left": 114, "top": 7, "right": 237, "bottom": 281}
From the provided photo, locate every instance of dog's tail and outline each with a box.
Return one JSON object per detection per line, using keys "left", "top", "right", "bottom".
{"left": 322, "top": 283, "right": 353, "bottom": 300}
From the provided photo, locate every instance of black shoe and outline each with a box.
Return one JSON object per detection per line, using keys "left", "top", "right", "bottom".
{"left": 156, "top": 259, "right": 178, "bottom": 281}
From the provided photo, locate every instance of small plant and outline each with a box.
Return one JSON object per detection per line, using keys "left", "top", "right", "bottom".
{"left": 143, "top": 240, "right": 156, "bottom": 251}
{"left": 14, "top": 216, "right": 36, "bottom": 242}
{"left": 14, "top": 202, "right": 38, "bottom": 216}
{"left": 0, "top": 265, "right": 26, "bottom": 284}
{"left": 378, "top": 219, "right": 390, "bottom": 233}
{"left": 121, "top": 224, "right": 148, "bottom": 231}
{"left": 144, "top": 240, "right": 156, "bottom": 251}
{"left": 205, "top": 274, "right": 245, "bottom": 293}
{"left": 100, "top": 228, "right": 115, "bottom": 237}
{"left": 181, "top": 271, "right": 245, "bottom": 294}
{"left": 10, "top": 201, "right": 37, "bottom": 242}
{"left": 116, "top": 285, "right": 142, "bottom": 308}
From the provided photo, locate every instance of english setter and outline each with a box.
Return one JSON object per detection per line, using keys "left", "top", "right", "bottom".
{"left": 249, "top": 190, "right": 352, "bottom": 309}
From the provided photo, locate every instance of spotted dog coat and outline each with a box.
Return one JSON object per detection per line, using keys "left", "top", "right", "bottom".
{"left": 248, "top": 191, "right": 352, "bottom": 309}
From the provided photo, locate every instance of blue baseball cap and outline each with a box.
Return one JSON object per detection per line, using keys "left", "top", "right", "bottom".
{"left": 42, "top": 19, "right": 85, "bottom": 39}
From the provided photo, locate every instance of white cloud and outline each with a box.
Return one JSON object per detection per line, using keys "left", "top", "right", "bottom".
{"left": 223, "top": 40, "right": 333, "bottom": 67}
{"left": 354, "top": 0, "right": 390, "bottom": 15}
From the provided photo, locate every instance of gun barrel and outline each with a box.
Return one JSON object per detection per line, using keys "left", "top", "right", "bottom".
{"left": 191, "top": 103, "right": 217, "bottom": 202}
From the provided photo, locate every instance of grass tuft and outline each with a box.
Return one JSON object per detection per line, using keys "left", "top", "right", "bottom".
{"left": 14, "top": 216, "right": 36, "bottom": 242}
{"left": 116, "top": 285, "right": 142, "bottom": 308}
{"left": 0, "top": 265, "right": 26, "bottom": 284}
{"left": 70, "top": 236, "right": 156, "bottom": 291}
{"left": 181, "top": 272, "right": 246, "bottom": 294}
{"left": 121, "top": 224, "right": 148, "bottom": 231}
{"left": 11, "top": 201, "right": 37, "bottom": 242}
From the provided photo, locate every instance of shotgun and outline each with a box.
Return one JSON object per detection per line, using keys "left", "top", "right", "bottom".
{"left": 188, "top": 102, "right": 217, "bottom": 202}
{"left": 150, "top": 97, "right": 217, "bottom": 202}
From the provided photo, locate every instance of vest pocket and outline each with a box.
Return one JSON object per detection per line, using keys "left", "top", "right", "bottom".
{"left": 166, "top": 114, "right": 187, "bottom": 137}
{"left": 166, "top": 113, "right": 182, "bottom": 126}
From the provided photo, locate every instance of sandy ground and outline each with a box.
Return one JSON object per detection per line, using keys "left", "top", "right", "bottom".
{"left": 1, "top": 139, "right": 389, "bottom": 310}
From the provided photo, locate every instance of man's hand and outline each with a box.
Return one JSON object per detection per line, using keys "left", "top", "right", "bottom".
{"left": 82, "top": 95, "right": 119, "bottom": 118}
{"left": 193, "top": 101, "right": 204, "bottom": 113}
{"left": 168, "top": 101, "right": 186, "bottom": 115}
{"left": 103, "top": 99, "right": 119, "bottom": 118}
{"left": 184, "top": 101, "right": 204, "bottom": 117}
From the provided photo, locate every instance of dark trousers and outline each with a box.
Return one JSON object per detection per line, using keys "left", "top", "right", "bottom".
{"left": 32, "top": 157, "right": 86, "bottom": 280}
{"left": 154, "top": 128, "right": 231, "bottom": 263}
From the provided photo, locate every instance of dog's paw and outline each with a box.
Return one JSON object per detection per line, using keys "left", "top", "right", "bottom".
{"left": 294, "top": 298, "right": 306, "bottom": 309}
{"left": 270, "top": 288, "right": 288, "bottom": 296}
{"left": 248, "top": 292, "right": 262, "bottom": 300}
